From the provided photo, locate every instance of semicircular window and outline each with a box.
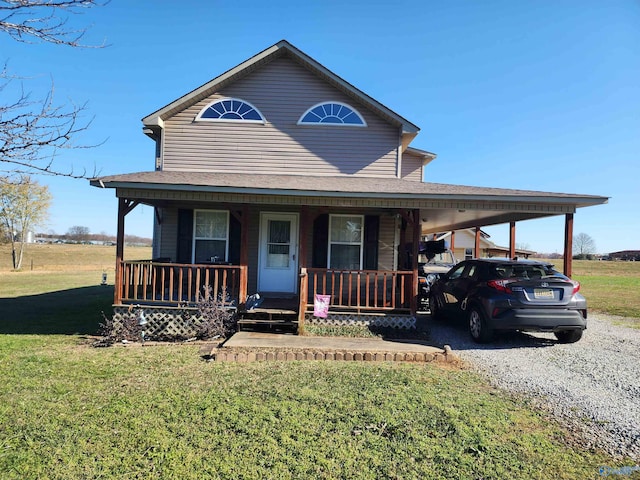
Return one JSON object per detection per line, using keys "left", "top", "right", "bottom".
{"left": 298, "top": 102, "right": 366, "bottom": 126}
{"left": 196, "top": 98, "right": 265, "bottom": 123}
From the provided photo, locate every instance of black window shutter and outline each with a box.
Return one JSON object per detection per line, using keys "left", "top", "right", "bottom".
{"left": 312, "top": 214, "right": 329, "bottom": 268}
{"left": 176, "top": 209, "right": 193, "bottom": 264}
{"left": 363, "top": 215, "right": 379, "bottom": 270}
{"left": 228, "top": 213, "right": 241, "bottom": 264}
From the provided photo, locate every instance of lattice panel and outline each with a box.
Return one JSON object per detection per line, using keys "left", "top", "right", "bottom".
{"left": 305, "top": 312, "right": 416, "bottom": 329}
{"left": 113, "top": 306, "right": 206, "bottom": 340}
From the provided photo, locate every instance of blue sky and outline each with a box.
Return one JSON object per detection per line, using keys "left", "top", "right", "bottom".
{"left": 2, "top": 0, "right": 638, "bottom": 254}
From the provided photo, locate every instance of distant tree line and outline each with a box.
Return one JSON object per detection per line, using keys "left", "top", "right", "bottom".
{"left": 0, "top": 223, "right": 149, "bottom": 246}
{"left": 34, "top": 227, "right": 151, "bottom": 246}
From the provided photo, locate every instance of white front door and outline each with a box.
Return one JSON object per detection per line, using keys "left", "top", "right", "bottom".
{"left": 258, "top": 212, "right": 299, "bottom": 293}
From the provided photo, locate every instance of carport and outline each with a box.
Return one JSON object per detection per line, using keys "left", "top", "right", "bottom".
{"left": 415, "top": 183, "right": 608, "bottom": 276}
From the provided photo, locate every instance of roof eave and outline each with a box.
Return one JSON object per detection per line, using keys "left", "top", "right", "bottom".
{"left": 406, "top": 145, "right": 437, "bottom": 165}
{"left": 89, "top": 179, "right": 608, "bottom": 208}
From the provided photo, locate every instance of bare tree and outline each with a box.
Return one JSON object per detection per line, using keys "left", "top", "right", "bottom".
{"left": 573, "top": 232, "right": 597, "bottom": 259}
{"left": 0, "top": 175, "right": 51, "bottom": 269}
{"left": 0, "top": 0, "right": 106, "bottom": 178}
{"left": 0, "top": 0, "right": 106, "bottom": 47}
{"left": 66, "top": 224, "right": 89, "bottom": 242}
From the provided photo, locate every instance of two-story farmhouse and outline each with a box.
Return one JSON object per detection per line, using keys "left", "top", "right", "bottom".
{"left": 91, "top": 40, "right": 607, "bottom": 335}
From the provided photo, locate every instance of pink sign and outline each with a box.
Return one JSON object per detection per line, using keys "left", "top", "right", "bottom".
{"left": 313, "top": 294, "right": 331, "bottom": 318}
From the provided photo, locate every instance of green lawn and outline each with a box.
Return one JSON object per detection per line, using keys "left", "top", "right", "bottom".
{"left": 0, "top": 337, "right": 634, "bottom": 480}
{"left": 569, "top": 259, "right": 640, "bottom": 324}
{"left": 0, "top": 244, "right": 151, "bottom": 335}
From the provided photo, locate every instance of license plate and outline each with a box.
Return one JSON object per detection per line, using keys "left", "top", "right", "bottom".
{"left": 534, "top": 289, "right": 554, "bottom": 299}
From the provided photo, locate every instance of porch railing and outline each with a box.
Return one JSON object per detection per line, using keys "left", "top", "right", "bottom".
{"left": 116, "top": 260, "right": 246, "bottom": 306}
{"left": 303, "top": 268, "right": 414, "bottom": 313}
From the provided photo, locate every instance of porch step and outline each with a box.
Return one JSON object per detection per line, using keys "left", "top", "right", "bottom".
{"left": 237, "top": 318, "right": 298, "bottom": 333}
{"left": 237, "top": 307, "right": 299, "bottom": 333}
{"left": 237, "top": 318, "right": 298, "bottom": 327}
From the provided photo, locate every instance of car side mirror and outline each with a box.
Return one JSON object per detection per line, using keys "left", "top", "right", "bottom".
{"left": 425, "top": 273, "right": 441, "bottom": 285}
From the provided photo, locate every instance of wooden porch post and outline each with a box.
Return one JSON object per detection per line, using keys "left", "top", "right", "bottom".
{"left": 239, "top": 205, "right": 249, "bottom": 304}
{"left": 474, "top": 227, "right": 481, "bottom": 258}
{"left": 298, "top": 268, "right": 308, "bottom": 334}
{"left": 298, "top": 206, "right": 309, "bottom": 272}
{"left": 114, "top": 198, "right": 139, "bottom": 304}
{"left": 564, "top": 213, "right": 574, "bottom": 277}
{"left": 411, "top": 209, "right": 420, "bottom": 316}
{"left": 297, "top": 207, "right": 310, "bottom": 334}
{"left": 509, "top": 221, "right": 516, "bottom": 259}
{"left": 450, "top": 231, "right": 455, "bottom": 250}
{"left": 114, "top": 198, "right": 126, "bottom": 305}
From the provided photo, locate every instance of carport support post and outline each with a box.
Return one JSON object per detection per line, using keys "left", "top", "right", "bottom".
{"left": 564, "top": 213, "right": 574, "bottom": 277}
{"left": 474, "top": 227, "right": 481, "bottom": 258}
{"left": 509, "top": 221, "right": 516, "bottom": 259}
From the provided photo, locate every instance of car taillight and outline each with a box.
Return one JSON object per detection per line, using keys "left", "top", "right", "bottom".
{"left": 487, "top": 279, "right": 514, "bottom": 294}
{"left": 571, "top": 279, "right": 580, "bottom": 295}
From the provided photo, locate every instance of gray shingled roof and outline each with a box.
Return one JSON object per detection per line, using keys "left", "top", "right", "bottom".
{"left": 91, "top": 171, "right": 607, "bottom": 208}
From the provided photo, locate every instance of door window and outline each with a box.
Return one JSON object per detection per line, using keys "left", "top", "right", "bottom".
{"left": 266, "top": 220, "right": 291, "bottom": 268}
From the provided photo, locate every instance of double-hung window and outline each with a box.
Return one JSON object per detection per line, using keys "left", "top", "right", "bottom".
{"left": 329, "top": 215, "right": 364, "bottom": 270}
{"left": 193, "top": 210, "right": 229, "bottom": 263}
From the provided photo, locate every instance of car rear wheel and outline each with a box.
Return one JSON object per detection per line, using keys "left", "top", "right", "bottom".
{"left": 555, "top": 329, "right": 583, "bottom": 344}
{"left": 469, "top": 307, "right": 493, "bottom": 343}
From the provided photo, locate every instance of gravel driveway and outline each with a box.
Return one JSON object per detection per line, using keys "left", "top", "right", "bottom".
{"left": 426, "top": 312, "right": 640, "bottom": 460}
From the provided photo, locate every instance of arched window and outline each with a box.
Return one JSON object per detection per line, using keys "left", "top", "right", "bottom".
{"left": 298, "top": 102, "right": 366, "bottom": 126}
{"left": 195, "top": 98, "right": 265, "bottom": 123}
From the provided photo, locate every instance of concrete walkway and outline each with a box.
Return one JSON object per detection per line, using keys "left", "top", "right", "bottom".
{"left": 202, "top": 331, "right": 458, "bottom": 363}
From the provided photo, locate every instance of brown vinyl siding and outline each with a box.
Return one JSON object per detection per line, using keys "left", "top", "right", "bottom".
{"left": 158, "top": 207, "right": 178, "bottom": 261}
{"left": 401, "top": 150, "right": 424, "bottom": 181}
{"left": 162, "top": 57, "right": 399, "bottom": 178}
{"left": 378, "top": 214, "right": 397, "bottom": 270}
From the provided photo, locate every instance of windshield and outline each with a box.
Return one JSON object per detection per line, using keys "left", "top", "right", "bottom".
{"left": 424, "top": 252, "right": 455, "bottom": 264}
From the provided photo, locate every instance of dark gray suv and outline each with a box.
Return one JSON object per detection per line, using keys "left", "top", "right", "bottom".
{"left": 429, "top": 259, "right": 587, "bottom": 343}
